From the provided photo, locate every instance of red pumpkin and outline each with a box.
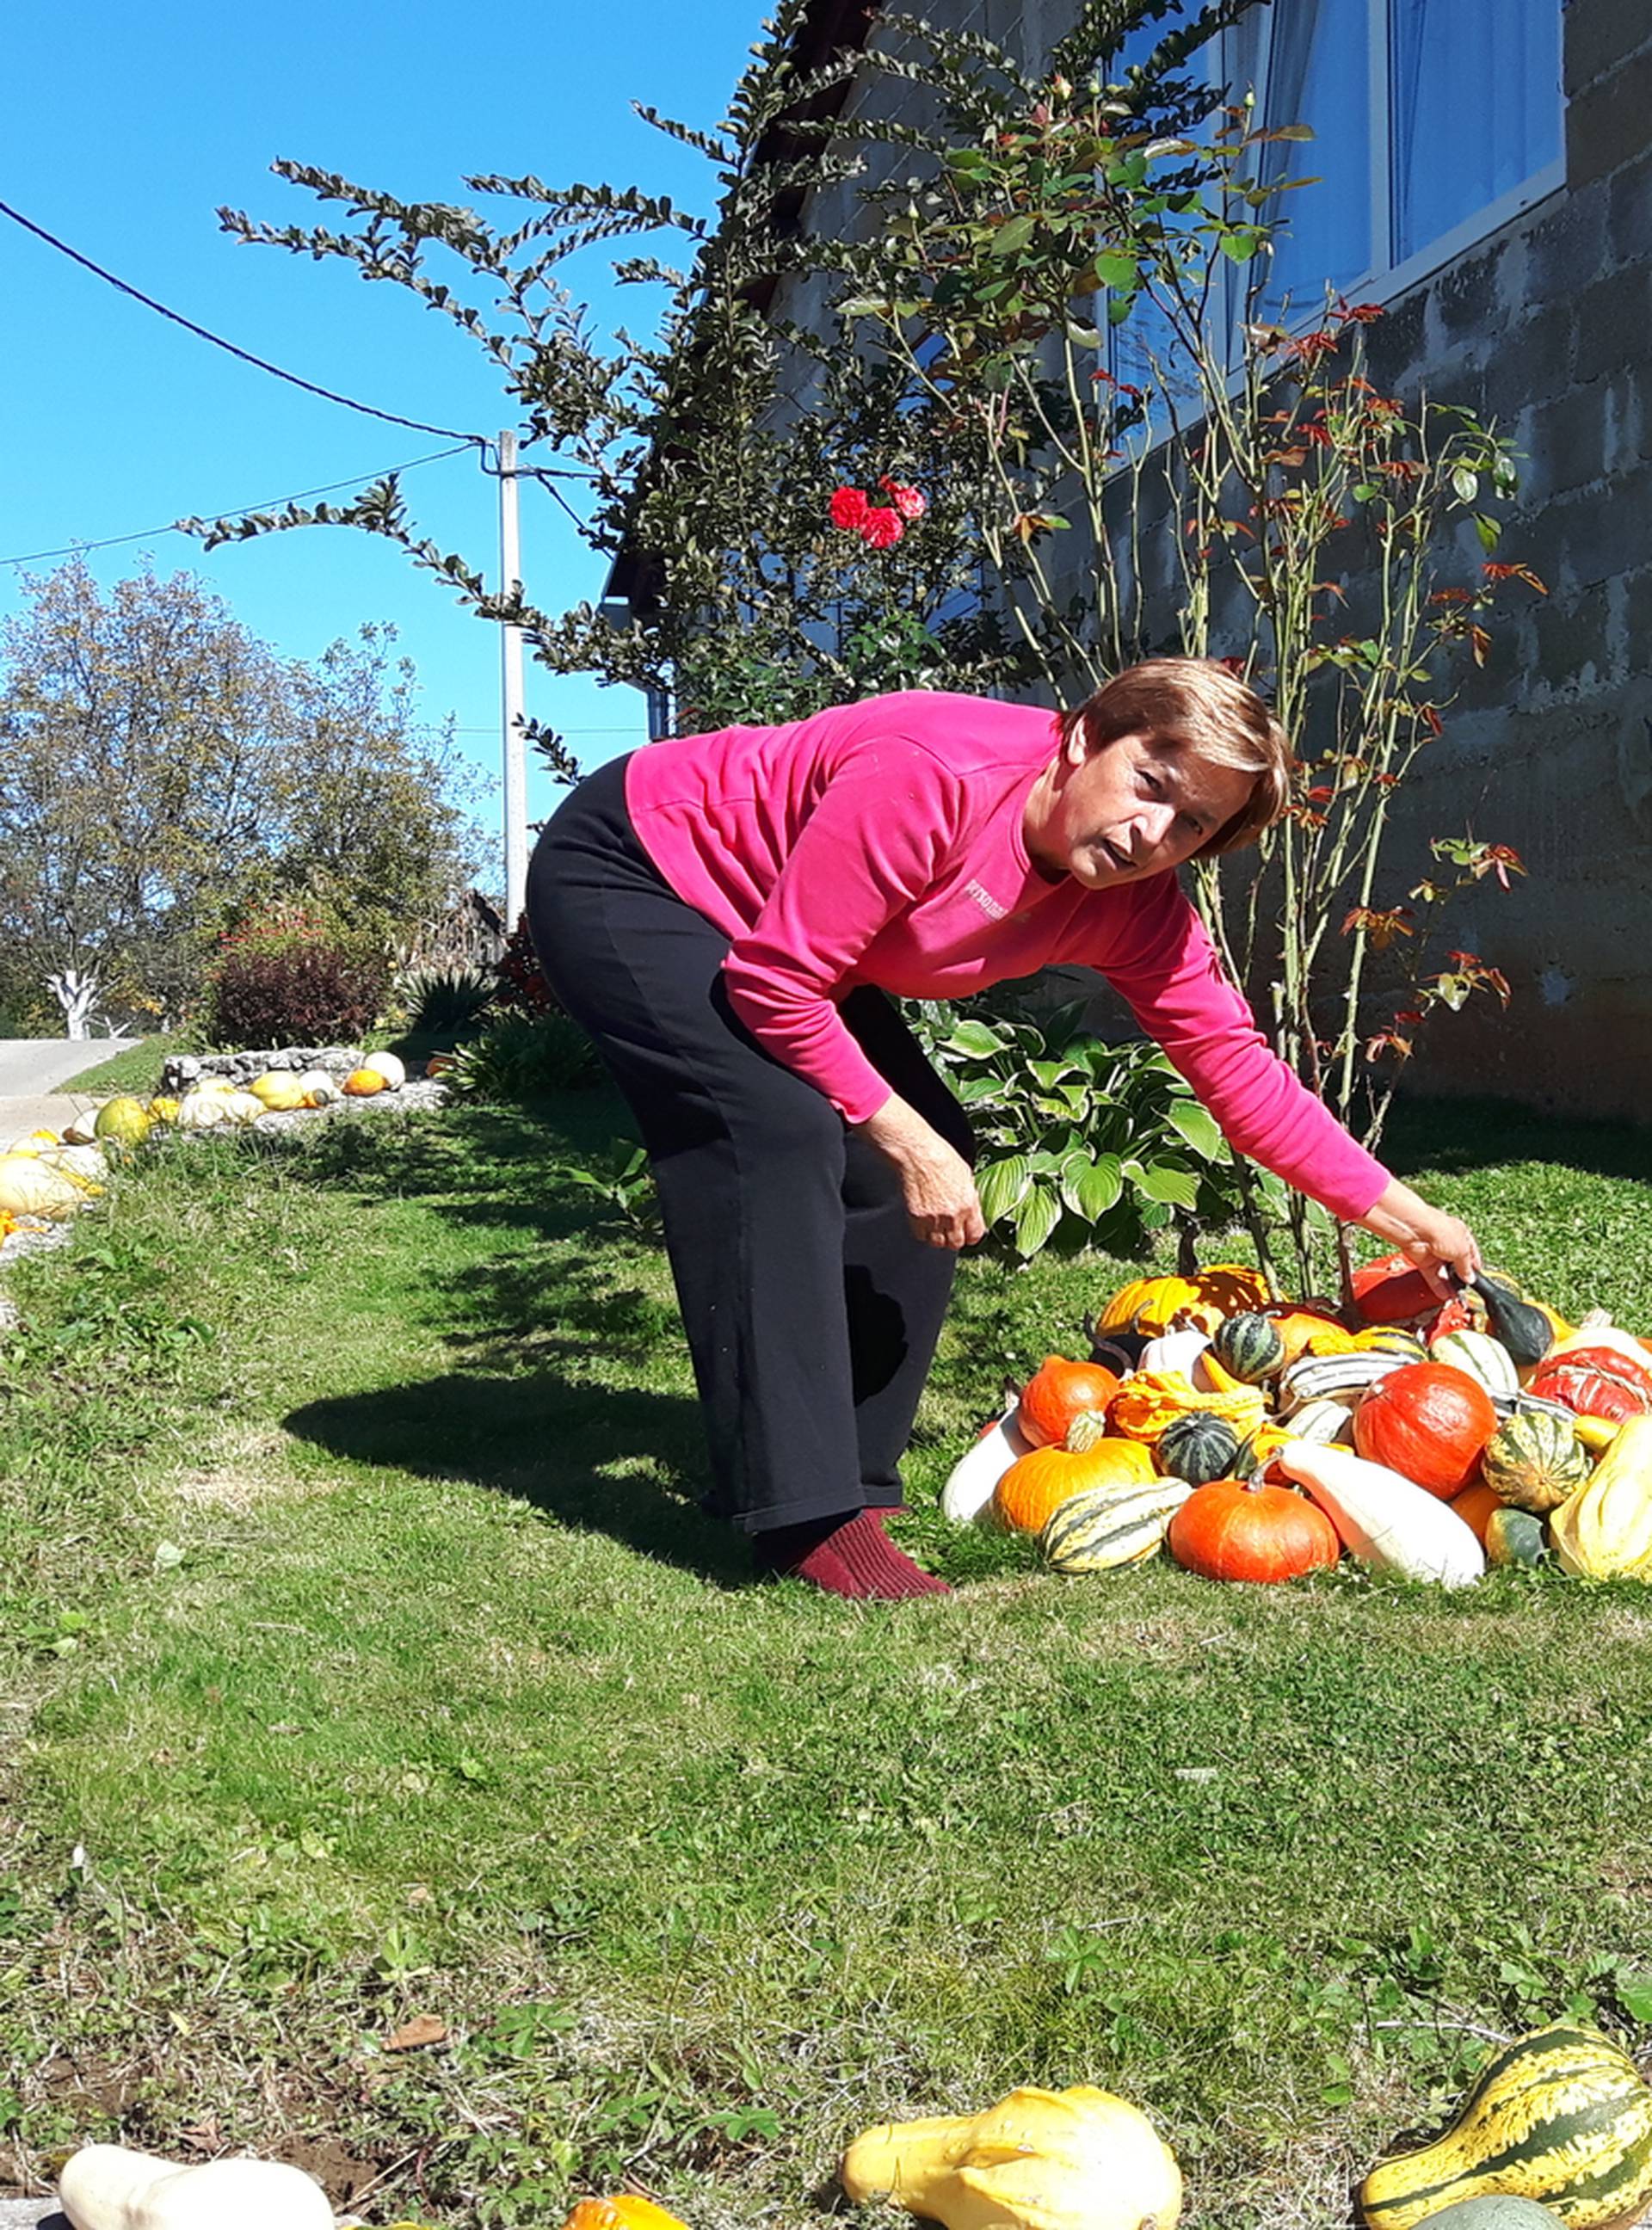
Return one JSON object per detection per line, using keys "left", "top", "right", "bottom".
{"left": 1166, "top": 1475, "right": 1341, "bottom": 1583}
{"left": 1526, "top": 1343, "right": 1652, "bottom": 1422}
{"left": 1352, "top": 1360, "right": 1497, "bottom": 1497}
{"left": 1018, "top": 1354, "right": 1121, "bottom": 1449}
{"left": 1350, "top": 1250, "right": 1439, "bottom": 1326}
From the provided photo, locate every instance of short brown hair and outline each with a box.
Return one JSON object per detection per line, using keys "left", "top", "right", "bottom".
{"left": 1057, "top": 657, "right": 1293, "bottom": 856}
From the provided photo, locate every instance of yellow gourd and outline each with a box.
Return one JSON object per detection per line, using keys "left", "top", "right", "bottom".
{"left": 559, "top": 2200, "right": 691, "bottom": 2230}
{"left": 1550, "top": 1414, "right": 1652, "bottom": 1580}
{"left": 1094, "top": 1266, "right": 1272, "bottom": 1336}
{"left": 343, "top": 1068, "right": 388, "bottom": 1097}
{"left": 841, "top": 2084, "right": 1182, "bottom": 2230}
{"left": 1106, "top": 1370, "right": 1267, "bottom": 1446}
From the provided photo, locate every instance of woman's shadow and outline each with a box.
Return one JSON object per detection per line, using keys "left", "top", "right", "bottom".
{"left": 287, "top": 1365, "right": 753, "bottom": 1587}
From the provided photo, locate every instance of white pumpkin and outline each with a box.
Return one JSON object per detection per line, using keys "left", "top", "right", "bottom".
{"left": 59, "top": 2144, "right": 333, "bottom": 2230}
{"left": 214, "top": 1090, "right": 268, "bottom": 1128}
{"left": 362, "top": 1049, "right": 405, "bottom": 1089}
{"left": 295, "top": 1069, "right": 342, "bottom": 1107}
{"left": 174, "top": 1093, "right": 229, "bottom": 1130}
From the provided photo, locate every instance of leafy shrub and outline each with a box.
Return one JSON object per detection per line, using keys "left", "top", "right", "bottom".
{"left": 443, "top": 1013, "right": 601, "bottom": 1100}
{"left": 495, "top": 912, "right": 558, "bottom": 1017}
{"left": 399, "top": 963, "right": 496, "bottom": 1037}
{"left": 207, "top": 902, "right": 388, "bottom": 1048}
{"left": 907, "top": 998, "right": 1297, "bottom": 1260}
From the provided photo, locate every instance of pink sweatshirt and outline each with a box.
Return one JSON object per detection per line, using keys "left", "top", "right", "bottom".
{"left": 623, "top": 691, "right": 1390, "bottom": 1222}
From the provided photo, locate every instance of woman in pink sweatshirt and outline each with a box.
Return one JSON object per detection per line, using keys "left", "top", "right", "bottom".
{"left": 527, "top": 659, "right": 1479, "bottom": 1599}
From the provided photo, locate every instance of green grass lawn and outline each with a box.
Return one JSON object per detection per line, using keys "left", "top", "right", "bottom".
{"left": 3, "top": 1090, "right": 1652, "bottom": 2227}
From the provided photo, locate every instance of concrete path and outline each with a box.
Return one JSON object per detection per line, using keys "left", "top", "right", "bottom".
{"left": 0, "top": 1038, "right": 135, "bottom": 1149}
{"left": 0, "top": 1039, "right": 132, "bottom": 1096}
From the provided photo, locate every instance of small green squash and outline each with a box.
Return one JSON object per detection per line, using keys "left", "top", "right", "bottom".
{"left": 1358, "top": 2020, "right": 1652, "bottom": 2230}
{"left": 1209, "top": 1310, "right": 1286, "bottom": 1383}
{"left": 1156, "top": 1409, "right": 1242, "bottom": 1485}
{"left": 1481, "top": 1410, "right": 1591, "bottom": 1513}
{"left": 1484, "top": 1507, "right": 1549, "bottom": 1568}
{"left": 1040, "top": 1481, "right": 1193, "bottom": 1574}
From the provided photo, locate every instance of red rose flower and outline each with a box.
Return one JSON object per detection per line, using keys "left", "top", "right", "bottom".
{"left": 878, "top": 477, "right": 928, "bottom": 521}
{"left": 829, "top": 485, "right": 870, "bottom": 531}
{"left": 860, "top": 505, "right": 905, "bottom": 549}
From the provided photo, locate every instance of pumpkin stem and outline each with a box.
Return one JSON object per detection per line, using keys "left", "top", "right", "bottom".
{"left": 1063, "top": 1409, "right": 1112, "bottom": 1454}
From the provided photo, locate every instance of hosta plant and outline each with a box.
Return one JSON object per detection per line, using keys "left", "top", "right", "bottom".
{"left": 906, "top": 997, "right": 1294, "bottom": 1260}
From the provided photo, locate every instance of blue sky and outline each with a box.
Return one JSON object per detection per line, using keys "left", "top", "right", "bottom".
{"left": 1, "top": 0, "right": 767, "bottom": 875}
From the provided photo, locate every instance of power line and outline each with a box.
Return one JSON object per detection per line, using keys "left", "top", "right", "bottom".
{"left": 0, "top": 197, "right": 490, "bottom": 448}
{"left": 0, "top": 443, "right": 477, "bottom": 568}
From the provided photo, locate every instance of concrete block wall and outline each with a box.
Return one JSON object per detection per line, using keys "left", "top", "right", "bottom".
{"left": 1341, "top": 0, "right": 1652, "bottom": 1119}
{"left": 755, "top": 0, "right": 1652, "bottom": 1123}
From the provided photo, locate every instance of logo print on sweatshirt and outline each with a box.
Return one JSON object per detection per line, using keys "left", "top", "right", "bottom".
{"left": 965, "top": 878, "right": 1008, "bottom": 921}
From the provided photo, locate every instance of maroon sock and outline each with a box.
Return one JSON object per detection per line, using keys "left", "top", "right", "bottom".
{"left": 753, "top": 1509, "right": 949, "bottom": 1600}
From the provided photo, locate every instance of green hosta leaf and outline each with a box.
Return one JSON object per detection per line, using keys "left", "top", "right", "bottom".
{"left": 1061, "top": 1151, "right": 1125, "bottom": 1221}
{"left": 945, "top": 1020, "right": 1008, "bottom": 1056}
{"left": 977, "top": 1154, "right": 1032, "bottom": 1224}
{"left": 1135, "top": 1161, "right": 1202, "bottom": 1208}
{"left": 952, "top": 1074, "right": 1007, "bottom": 1106}
{"left": 1013, "top": 1182, "right": 1063, "bottom": 1258}
{"left": 1163, "top": 1100, "right": 1226, "bottom": 1161}
{"left": 1027, "top": 1057, "right": 1083, "bottom": 1087}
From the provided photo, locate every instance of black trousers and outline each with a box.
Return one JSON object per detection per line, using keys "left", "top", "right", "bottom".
{"left": 526, "top": 755, "right": 975, "bottom": 1534}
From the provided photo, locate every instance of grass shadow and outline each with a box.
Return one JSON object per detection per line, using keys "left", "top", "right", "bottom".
{"left": 1383, "top": 1091, "right": 1652, "bottom": 1184}
{"left": 284, "top": 1367, "right": 754, "bottom": 1588}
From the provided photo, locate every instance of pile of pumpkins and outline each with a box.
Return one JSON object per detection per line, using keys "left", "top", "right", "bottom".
{"left": 941, "top": 1255, "right": 1652, "bottom": 1589}
{"left": 46, "top": 2017, "right": 1652, "bottom": 2230}
{"left": 0, "top": 1051, "right": 413, "bottom": 1229}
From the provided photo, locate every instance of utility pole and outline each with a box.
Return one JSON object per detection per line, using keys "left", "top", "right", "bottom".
{"left": 498, "top": 428, "right": 528, "bottom": 926}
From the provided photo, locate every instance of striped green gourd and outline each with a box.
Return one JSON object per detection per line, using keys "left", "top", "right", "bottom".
{"left": 1481, "top": 1409, "right": 1591, "bottom": 1513}
{"left": 1358, "top": 2020, "right": 1652, "bottom": 2230}
{"left": 1039, "top": 1480, "right": 1193, "bottom": 1575}
{"left": 1278, "top": 1350, "right": 1406, "bottom": 1416}
{"left": 1209, "top": 1310, "right": 1286, "bottom": 1383}
{"left": 1156, "top": 1408, "right": 1241, "bottom": 1486}
{"left": 1431, "top": 1328, "right": 1521, "bottom": 1402}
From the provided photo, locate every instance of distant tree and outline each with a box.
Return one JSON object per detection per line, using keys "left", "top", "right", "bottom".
{"left": 0, "top": 560, "right": 485, "bottom": 1035}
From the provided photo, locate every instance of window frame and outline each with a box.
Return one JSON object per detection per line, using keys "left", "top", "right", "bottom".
{"left": 1230, "top": 0, "right": 1565, "bottom": 317}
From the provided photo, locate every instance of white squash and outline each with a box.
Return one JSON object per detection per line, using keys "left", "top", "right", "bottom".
{"left": 174, "top": 1093, "right": 228, "bottom": 1130}
{"left": 940, "top": 1404, "right": 1032, "bottom": 1525}
{"left": 0, "top": 1154, "right": 89, "bottom": 1217}
{"left": 59, "top": 2146, "right": 333, "bottom": 2230}
{"left": 362, "top": 1050, "right": 406, "bottom": 1089}
{"left": 295, "top": 1069, "right": 342, "bottom": 1107}
{"left": 1275, "top": 1439, "right": 1484, "bottom": 1588}
{"left": 214, "top": 1090, "right": 268, "bottom": 1128}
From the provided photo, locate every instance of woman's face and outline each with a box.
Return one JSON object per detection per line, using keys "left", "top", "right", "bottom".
{"left": 1026, "top": 728, "right": 1257, "bottom": 888}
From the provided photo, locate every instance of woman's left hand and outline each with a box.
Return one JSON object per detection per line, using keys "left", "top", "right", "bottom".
{"left": 1356, "top": 1177, "right": 1482, "bottom": 1297}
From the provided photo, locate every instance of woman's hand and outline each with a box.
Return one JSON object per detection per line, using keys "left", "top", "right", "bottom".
{"left": 1356, "top": 1177, "right": 1482, "bottom": 1297}
{"left": 858, "top": 1095, "right": 985, "bottom": 1250}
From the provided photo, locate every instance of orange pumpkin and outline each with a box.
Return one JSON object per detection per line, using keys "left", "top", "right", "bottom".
{"left": 993, "top": 1422, "right": 1157, "bottom": 1535}
{"left": 1262, "top": 1303, "right": 1355, "bottom": 1367}
{"left": 561, "top": 2200, "right": 691, "bottom": 2230}
{"left": 1352, "top": 1360, "right": 1497, "bottom": 1498}
{"left": 1447, "top": 1479, "right": 1503, "bottom": 1546}
{"left": 1018, "top": 1355, "right": 1121, "bottom": 1448}
{"left": 342, "top": 1067, "right": 388, "bottom": 1097}
{"left": 1166, "top": 1475, "right": 1341, "bottom": 1583}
